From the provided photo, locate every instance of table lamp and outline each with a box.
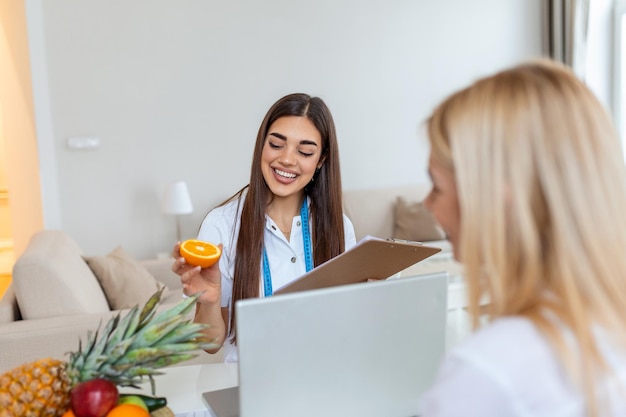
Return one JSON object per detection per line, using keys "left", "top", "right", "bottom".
{"left": 162, "top": 181, "right": 194, "bottom": 242}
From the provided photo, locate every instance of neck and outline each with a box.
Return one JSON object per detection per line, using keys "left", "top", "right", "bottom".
{"left": 266, "top": 193, "right": 305, "bottom": 233}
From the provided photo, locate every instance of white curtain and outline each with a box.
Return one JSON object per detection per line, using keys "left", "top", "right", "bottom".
{"left": 544, "top": 0, "right": 591, "bottom": 79}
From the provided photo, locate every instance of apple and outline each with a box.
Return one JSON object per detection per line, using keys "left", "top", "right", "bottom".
{"left": 70, "top": 378, "right": 119, "bottom": 417}
{"left": 118, "top": 395, "right": 149, "bottom": 412}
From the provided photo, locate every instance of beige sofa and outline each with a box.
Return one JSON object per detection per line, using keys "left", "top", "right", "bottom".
{"left": 0, "top": 230, "right": 222, "bottom": 374}
{"left": 0, "top": 184, "right": 455, "bottom": 373}
{"left": 343, "top": 185, "right": 471, "bottom": 348}
{"left": 342, "top": 183, "right": 451, "bottom": 253}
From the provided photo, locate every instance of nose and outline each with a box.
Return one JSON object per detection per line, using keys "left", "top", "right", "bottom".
{"left": 279, "top": 147, "right": 297, "bottom": 166}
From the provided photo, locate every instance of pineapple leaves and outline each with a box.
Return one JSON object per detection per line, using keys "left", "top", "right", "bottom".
{"left": 68, "top": 289, "right": 216, "bottom": 387}
{"left": 137, "top": 286, "right": 165, "bottom": 327}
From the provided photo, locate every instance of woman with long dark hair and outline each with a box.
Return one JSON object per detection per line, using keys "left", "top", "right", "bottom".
{"left": 173, "top": 93, "right": 356, "bottom": 362}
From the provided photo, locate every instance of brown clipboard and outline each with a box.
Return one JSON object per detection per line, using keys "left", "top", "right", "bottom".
{"left": 274, "top": 236, "right": 441, "bottom": 295}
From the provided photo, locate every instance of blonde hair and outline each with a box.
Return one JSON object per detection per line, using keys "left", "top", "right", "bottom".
{"left": 428, "top": 59, "right": 626, "bottom": 415}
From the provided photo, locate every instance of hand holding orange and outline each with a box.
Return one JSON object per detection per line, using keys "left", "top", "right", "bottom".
{"left": 180, "top": 239, "right": 222, "bottom": 268}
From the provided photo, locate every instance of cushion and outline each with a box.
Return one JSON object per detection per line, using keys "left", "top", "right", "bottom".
{"left": 13, "top": 230, "right": 111, "bottom": 320}
{"left": 392, "top": 196, "right": 446, "bottom": 242}
{"left": 84, "top": 246, "right": 166, "bottom": 310}
{"left": 343, "top": 185, "right": 431, "bottom": 241}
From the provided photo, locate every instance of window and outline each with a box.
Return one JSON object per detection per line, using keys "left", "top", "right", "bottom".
{"left": 614, "top": 0, "right": 626, "bottom": 157}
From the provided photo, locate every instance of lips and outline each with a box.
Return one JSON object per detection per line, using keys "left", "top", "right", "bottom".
{"left": 272, "top": 168, "right": 299, "bottom": 185}
{"left": 274, "top": 168, "right": 297, "bottom": 179}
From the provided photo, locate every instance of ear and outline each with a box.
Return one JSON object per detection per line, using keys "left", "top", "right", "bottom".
{"left": 317, "top": 155, "right": 327, "bottom": 170}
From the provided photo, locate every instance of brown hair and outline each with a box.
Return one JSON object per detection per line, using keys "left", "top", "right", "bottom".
{"left": 226, "top": 93, "right": 346, "bottom": 342}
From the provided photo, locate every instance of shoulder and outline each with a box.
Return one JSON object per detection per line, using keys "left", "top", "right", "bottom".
{"left": 203, "top": 198, "right": 243, "bottom": 223}
{"left": 421, "top": 315, "right": 626, "bottom": 416}
{"left": 456, "top": 316, "right": 544, "bottom": 355}
{"left": 342, "top": 213, "right": 357, "bottom": 248}
{"left": 198, "top": 198, "right": 244, "bottom": 242}
{"left": 447, "top": 316, "right": 554, "bottom": 382}
{"left": 423, "top": 316, "right": 626, "bottom": 416}
{"left": 342, "top": 213, "right": 355, "bottom": 232}
{"left": 420, "top": 317, "right": 567, "bottom": 416}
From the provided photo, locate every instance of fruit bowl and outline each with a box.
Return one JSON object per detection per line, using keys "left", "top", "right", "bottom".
{"left": 0, "top": 289, "right": 217, "bottom": 417}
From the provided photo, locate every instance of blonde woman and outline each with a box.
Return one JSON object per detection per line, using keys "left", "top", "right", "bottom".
{"left": 420, "top": 60, "right": 626, "bottom": 416}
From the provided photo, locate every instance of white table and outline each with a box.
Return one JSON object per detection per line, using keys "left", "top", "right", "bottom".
{"left": 135, "top": 253, "right": 472, "bottom": 416}
{"left": 132, "top": 363, "right": 238, "bottom": 416}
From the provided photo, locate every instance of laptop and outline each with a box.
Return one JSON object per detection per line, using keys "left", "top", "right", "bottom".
{"left": 202, "top": 272, "right": 448, "bottom": 417}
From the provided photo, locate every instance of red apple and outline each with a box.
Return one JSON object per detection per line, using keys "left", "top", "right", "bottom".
{"left": 70, "top": 378, "right": 119, "bottom": 417}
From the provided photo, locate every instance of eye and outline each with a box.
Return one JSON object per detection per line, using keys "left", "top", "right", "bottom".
{"left": 297, "top": 145, "right": 317, "bottom": 157}
{"left": 268, "top": 141, "right": 283, "bottom": 150}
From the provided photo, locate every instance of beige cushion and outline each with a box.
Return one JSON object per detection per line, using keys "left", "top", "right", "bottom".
{"left": 393, "top": 197, "right": 446, "bottom": 242}
{"left": 343, "top": 185, "right": 432, "bottom": 240}
{"left": 13, "top": 230, "right": 111, "bottom": 320}
{"left": 84, "top": 246, "right": 166, "bottom": 310}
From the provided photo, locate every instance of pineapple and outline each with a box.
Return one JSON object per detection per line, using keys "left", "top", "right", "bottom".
{"left": 0, "top": 288, "right": 215, "bottom": 417}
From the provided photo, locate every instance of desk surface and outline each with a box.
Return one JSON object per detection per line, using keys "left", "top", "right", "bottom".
{"left": 132, "top": 363, "right": 238, "bottom": 415}
{"left": 130, "top": 257, "right": 468, "bottom": 415}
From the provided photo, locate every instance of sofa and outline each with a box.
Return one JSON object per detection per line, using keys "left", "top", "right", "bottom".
{"left": 343, "top": 184, "right": 469, "bottom": 348}
{"left": 0, "top": 230, "right": 223, "bottom": 374}
{"left": 342, "top": 183, "right": 452, "bottom": 254}
{"left": 0, "top": 183, "right": 461, "bottom": 373}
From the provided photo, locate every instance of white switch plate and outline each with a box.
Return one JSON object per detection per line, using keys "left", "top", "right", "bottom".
{"left": 67, "top": 136, "right": 101, "bottom": 150}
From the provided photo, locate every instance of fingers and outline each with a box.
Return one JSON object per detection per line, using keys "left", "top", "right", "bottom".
{"left": 170, "top": 242, "right": 185, "bottom": 274}
{"left": 180, "top": 265, "right": 202, "bottom": 296}
{"left": 171, "top": 254, "right": 198, "bottom": 276}
{"left": 180, "top": 264, "right": 202, "bottom": 284}
{"left": 171, "top": 242, "right": 181, "bottom": 259}
{"left": 171, "top": 255, "right": 185, "bottom": 274}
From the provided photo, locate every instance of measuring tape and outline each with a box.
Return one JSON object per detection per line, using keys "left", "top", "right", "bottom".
{"left": 262, "top": 198, "right": 313, "bottom": 296}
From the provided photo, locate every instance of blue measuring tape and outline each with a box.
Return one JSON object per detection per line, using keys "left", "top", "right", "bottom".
{"left": 262, "top": 198, "right": 313, "bottom": 296}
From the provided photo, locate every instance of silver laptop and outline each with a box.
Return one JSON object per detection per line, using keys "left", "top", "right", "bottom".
{"left": 203, "top": 272, "right": 448, "bottom": 417}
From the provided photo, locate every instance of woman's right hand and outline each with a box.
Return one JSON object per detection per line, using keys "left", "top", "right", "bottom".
{"left": 171, "top": 242, "right": 223, "bottom": 305}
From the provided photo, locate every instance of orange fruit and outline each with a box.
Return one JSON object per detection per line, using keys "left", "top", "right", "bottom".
{"left": 62, "top": 411, "right": 76, "bottom": 417}
{"left": 180, "top": 239, "right": 221, "bottom": 268}
{"left": 106, "top": 403, "right": 150, "bottom": 417}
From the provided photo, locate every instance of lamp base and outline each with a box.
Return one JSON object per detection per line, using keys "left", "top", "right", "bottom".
{"left": 175, "top": 215, "right": 182, "bottom": 242}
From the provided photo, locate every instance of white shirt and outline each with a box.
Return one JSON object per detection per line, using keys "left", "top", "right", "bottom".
{"left": 197, "top": 197, "right": 357, "bottom": 363}
{"left": 419, "top": 316, "right": 626, "bottom": 417}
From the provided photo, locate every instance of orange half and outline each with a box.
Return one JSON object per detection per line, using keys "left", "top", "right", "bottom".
{"left": 180, "top": 239, "right": 222, "bottom": 268}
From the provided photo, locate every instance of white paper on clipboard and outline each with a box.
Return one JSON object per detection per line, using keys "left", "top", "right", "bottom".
{"left": 274, "top": 235, "right": 441, "bottom": 295}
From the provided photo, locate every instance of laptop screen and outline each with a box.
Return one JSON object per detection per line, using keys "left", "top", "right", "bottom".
{"left": 208, "top": 273, "right": 448, "bottom": 417}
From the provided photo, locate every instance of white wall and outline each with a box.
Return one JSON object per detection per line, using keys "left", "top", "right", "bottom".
{"left": 28, "top": 0, "right": 543, "bottom": 258}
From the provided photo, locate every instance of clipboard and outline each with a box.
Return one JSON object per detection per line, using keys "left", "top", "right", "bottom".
{"left": 274, "top": 235, "right": 441, "bottom": 295}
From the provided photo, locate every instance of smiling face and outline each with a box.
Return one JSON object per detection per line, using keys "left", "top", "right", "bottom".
{"left": 261, "top": 115, "right": 324, "bottom": 199}
{"left": 424, "top": 154, "right": 462, "bottom": 261}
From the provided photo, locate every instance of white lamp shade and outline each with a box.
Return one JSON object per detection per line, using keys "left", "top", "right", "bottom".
{"left": 162, "top": 181, "right": 194, "bottom": 215}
